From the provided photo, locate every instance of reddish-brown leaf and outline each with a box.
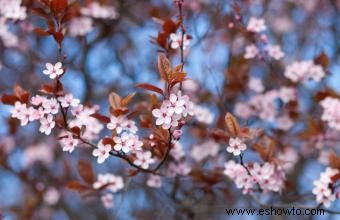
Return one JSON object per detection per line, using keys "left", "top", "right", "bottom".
{"left": 90, "top": 113, "right": 110, "bottom": 123}
{"left": 31, "top": 7, "right": 50, "bottom": 19}
{"left": 66, "top": 181, "right": 92, "bottom": 192}
{"left": 108, "top": 92, "right": 121, "bottom": 109}
{"left": 225, "top": 112, "right": 240, "bottom": 137}
{"left": 329, "top": 152, "right": 340, "bottom": 170}
{"left": 121, "top": 93, "right": 135, "bottom": 107}
{"left": 77, "top": 160, "right": 95, "bottom": 184}
{"left": 163, "top": 19, "right": 177, "bottom": 34}
{"left": 314, "top": 52, "right": 329, "bottom": 69}
{"left": 136, "top": 83, "right": 164, "bottom": 96}
{"left": 157, "top": 53, "right": 171, "bottom": 81}
{"left": 50, "top": 0, "right": 68, "bottom": 14}
{"left": 33, "top": 28, "right": 50, "bottom": 37}
{"left": 1, "top": 94, "right": 19, "bottom": 105}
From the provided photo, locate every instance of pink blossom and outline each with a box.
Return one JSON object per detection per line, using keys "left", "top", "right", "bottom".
{"left": 248, "top": 77, "right": 264, "bottom": 93}
{"left": 113, "top": 132, "right": 134, "bottom": 153}
{"left": 193, "top": 105, "right": 214, "bottom": 124}
{"left": 246, "top": 17, "right": 266, "bottom": 33}
{"left": 265, "top": 45, "right": 284, "bottom": 60}
{"left": 39, "top": 114, "right": 55, "bottom": 135}
{"left": 170, "top": 141, "right": 185, "bottom": 161}
{"left": 101, "top": 193, "right": 114, "bottom": 209}
{"left": 190, "top": 140, "right": 220, "bottom": 162}
{"left": 244, "top": 44, "right": 259, "bottom": 59}
{"left": 93, "top": 173, "right": 124, "bottom": 193}
{"left": 11, "top": 101, "right": 29, "bottom": 125}
{"left": 81, "top": 2, "right": 118, "bottom": 19}
{"left": 42, "top": 98, "right": 59, "bottom": 115}
{"left": 147, "top": 175, "right": 162, "bottom": 188}
{"left": 43, "top": 187, "right": 60, "bottom": 205}
{"left": 312, "top": 167, "right": 339, "bottom": 207}
{"left": 69, "top": 17, "right": 93, "bottom": 37}
{"left": 107, "top": 115, "right": 129, "bottom": 134}
{"left": 170, "top": 33, "right": 191, "bottom": 50}
{"left": 284, "top": 61, "right": 325, "bottom": 83}
{"left": 58, "top": 94, "right": 80, "bottom": 108}
{"left": 28, "top": 106, "right": 44, "bottom": 121}
{"left": 133, "top": 151, "right": 155, "bottom": 169}
{"left": 92, "top": 140, "right": 112, "bottom": 164}
{"left": 30, "top": 95, "right": 46, "bottom": 106}
{"left": 43, "top": 62, "right": 64, "bottom": 79}
{"left": 320, "top": 97, "right": 340, "bottom": 131}
{"left": 59, "top": 132, "right": 79, "bottom": 153}
{"left": 24, "top": 143, "right": 54, "bottom": 167}
{"left": 226, "top": 137, "right": 247, "bottom": 156}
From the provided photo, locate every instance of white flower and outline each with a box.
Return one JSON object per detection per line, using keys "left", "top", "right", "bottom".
{"left": 244, "top": 44, "right": 259, "bottom": 59}
{"left": 147, "top": 175, "right": 162, "bottom": 188}
{"left": 170, "top": 33, "right": 191, "bottom": 50}
{"left": 101, "top": 193, "right": 114, "bottom": 208}
{"left": 43, "top": 62, "right": 64, "bottom": 79}
{"left": 69, "top": 17, "right": 93, "bottom": 37}
{"left": 11, "top": 101, "right": 30, "bottom": 126}
{"left": 42, "top": 98, "right": 59, "bottom": 115}
{"left": 39, "top": 114, "right": 55, "bottom": 135}
{"left": 107, "top": 115, "right": 128, "bottom": 134}
{"left": 193, "top": 105, "right": 214, "bottom": 124}
{"left": 113, "top": 132, "right": 134, "bottom": 153}
{"left": 246, "top": 17, "right": 266, "bottom": 32}
{"left": 92, "top": 140, "right": 111, "bottom": 164}
{"left": 248, "top": 77, "right": 264, "bottom": 93}
{"left": 265, "top": 45, "right": 284, "bottom": 60}
{"left": 152, "top": 106, "right": 172, "bottom": 128}
{"left": 58, "top": 94, "right": 80, "bottom": 108}
{"left": 59, "top": 132, "right": 78, "bottom": 153}
{"left": 133, "top": 151, "right": 155, "bottom": 169}
{"left": 93, "top": 173, "right": 124, "bottom": 193}
{"left": 226, "top": 137, "right": 247, "bottom": 156}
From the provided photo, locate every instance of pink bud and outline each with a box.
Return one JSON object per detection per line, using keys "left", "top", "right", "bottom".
{"left": 228, "top": 22, "right": 234, "bottom": 29}
{"left": 173, "top": 129, "right": 182, "bottom": 139}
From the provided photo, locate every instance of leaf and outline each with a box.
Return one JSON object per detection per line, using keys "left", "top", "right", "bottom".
{"left": 136, "top": 83, "right": 164, "bottom": 96}
{"left": 314, "top": 52, "right": 329, "bottom": 69}
{"left": 50, "top": 0, "right": 68, "bottom": 14}
{"left": 69, "top": 126, "right": 81, "bottom": 137}
{"left": 121, "top": 93, "right": 135, "bottom": 107}
{"left": 224, "top": 112, "right": 240, "bottom": 137}
{"left": 156, "top": 32, "right": 168, "bottom": 48}
{"left": 162, "top": 19, "right": 177, "bottom": 34}
{"left": 329, "top": 152, "right": 340, "bottom": 170}
{"left": 33, "top": 28, "right": 50, "bottom": 37}
{"left": 1, "top": 94, "right": 19, "bottom": 105}
{"left": 66, "top": 181, "right": 92, "bottom": 192}
{"left": 14, "top": 85, "right": 29, "bottom": 103}
{"left": 253, "top": 139, "right": 276, "bottom": 162}
{"left": 90, "top": 113, "right": 110, "bottom": 123}
{"left": 31, "top": 7, "right": 50, "bottom": 19}
{"left": 77, "top": 160, "right": 95, "bottom": 184}
{"left": 157, "top": 53, "right": 171, "bottom": 81}
{"left": 109, "top": 92, "right": 121, "bottom": 109}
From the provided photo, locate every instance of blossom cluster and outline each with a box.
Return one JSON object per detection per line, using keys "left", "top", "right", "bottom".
{"left": 93, "top": 114, "right": 155, "bottom": 168}
{"left": 312, "top": 167, "right": 339, "bottom": 207}
{"left": 284, "top": 61, "right": 325, "bottom": 83}
{"left": 152, "top": 91, "right": 194, "bottom": 130}
{"left": 170, "top": 33, "right": 191, "bottom": 50}
{"left": 81, "top": 2, "right": 118, "bottom": 20}
{"left": 190, "top": 140, "right": 219, "bottom": 162}
{"left": 234, "top": 87, "right": 296, "bottom": 130}
{"left": 193, "top": 105, "right": 214, "bottom": 124}
{"left": 244, "top": 17, "right": 284, "bottom": 60}
{"left": 0, "top": 0, "right": 26, "bottom": 20}
{"left": 320, "top": 97, "right": 340, "bottom": 131}
{"left": 226, "top": 137, "right": 247, "bottom": 156}
{"left": 224, "top": 160, "right": 286, "bottom": 194}
{"left": 93, "top": 173, "right": 124, "bottom": 208}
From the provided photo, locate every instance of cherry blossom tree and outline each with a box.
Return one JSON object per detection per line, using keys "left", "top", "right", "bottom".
{"left": 0, "top": 0, "right": 339, "bottom": 219}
